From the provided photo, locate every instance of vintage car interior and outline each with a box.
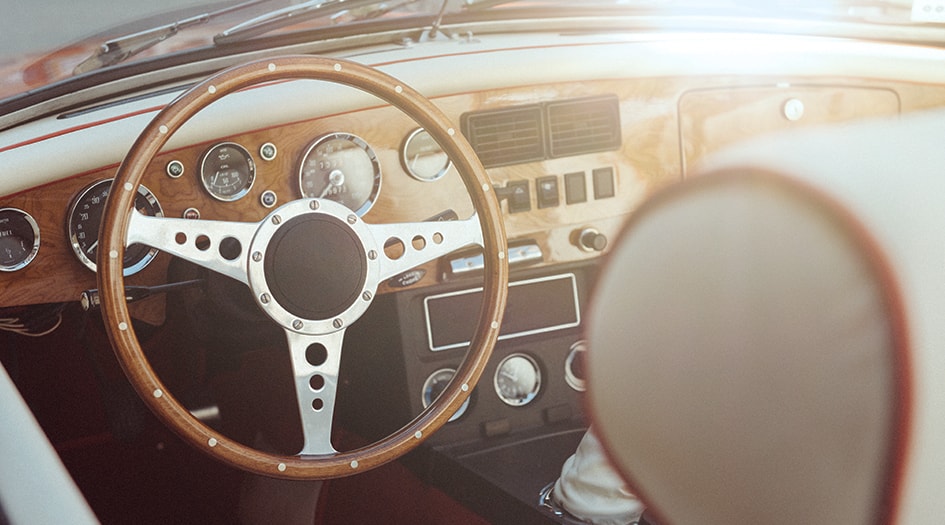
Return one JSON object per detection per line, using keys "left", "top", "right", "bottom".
{"left": 2, "top": 0, "right": 944, "bottom": 523}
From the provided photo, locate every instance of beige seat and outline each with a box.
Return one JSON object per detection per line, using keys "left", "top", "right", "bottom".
{"left": 587, "top": 109, "right": 945, "bottom": 524}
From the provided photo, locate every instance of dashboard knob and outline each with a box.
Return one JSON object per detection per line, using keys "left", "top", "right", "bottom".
{"left": 577, "top": 228, "right": 607, "bottom": 252}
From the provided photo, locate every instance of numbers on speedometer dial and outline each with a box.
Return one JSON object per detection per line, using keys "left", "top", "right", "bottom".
{"left": 298, "top": 133, "right": 381, "bottom": 216}
{"left": 67, "top": 179, "right": 163, "bottom": 276}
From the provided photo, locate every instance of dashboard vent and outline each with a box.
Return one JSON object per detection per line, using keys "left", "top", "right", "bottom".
{"left": 547, "top": 95, "right": 621, "bottom": 158}
{"left": 461, "top": 105, "right": 546, "bottom": 168}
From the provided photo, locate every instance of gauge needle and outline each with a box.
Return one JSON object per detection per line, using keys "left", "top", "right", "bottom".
{"left": 87, "top": 240, "right": 98, "bottom": 255}
{"left": 319, "top": 169, "right": 346, "bottom": 198}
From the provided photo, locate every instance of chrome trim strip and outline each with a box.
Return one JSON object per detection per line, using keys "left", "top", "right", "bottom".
{"left": 448, "top": 243, "right": 543, "bottom": 275}
{"left": 423, "top": 272, "right": 580, "bottom": 352}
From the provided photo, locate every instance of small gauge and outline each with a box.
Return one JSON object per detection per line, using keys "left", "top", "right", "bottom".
{"left": 401, "top": 128, "right": 451, "bottom": 182}
{"left": 421, "top": 368, "right": 471, "bottom": 422}
{"left": 565, "top": 340, "right": 588, "bottom": 392}
{"left": 494, "top": 353, "right": 542, "bottom": 407}
{"left": 68, "top": 179, "right": 163, "bottom": 275}
{"left": 200, "top": 142, "right": 256, "bottom": 201}
{"left": 298, "top": 132, "right": 380, "bottom": 215}
{"left": 0, "top": 208, "right": 40, "bottom": 272}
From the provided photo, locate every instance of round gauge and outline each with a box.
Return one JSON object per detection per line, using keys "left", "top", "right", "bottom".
{"left": 200, "top": 142, "right": 256, "bottom": 201}
{"left": 68, "top": 179, "right": 164, "bottom": 275}
{"left": 421, "top": 368, "right": 471, "bottom": 422}
{"left": 494, "top": 353, "right": 542, "bottom": 407}
{"left": 0, "top": 208, "right": 40, "bottom": 272}
{"left": 565, "top": 340, "right": 588, "bottom": 392}
{"left": 401, "top": 128, "right": 451, "bottom": 182}
{"left": 298, "top": 132, "right": 380, "bottom": 215}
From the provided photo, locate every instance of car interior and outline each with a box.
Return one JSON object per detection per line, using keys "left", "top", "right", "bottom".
{"left": 1, "top": 1, "right": 944, "bottom": 523}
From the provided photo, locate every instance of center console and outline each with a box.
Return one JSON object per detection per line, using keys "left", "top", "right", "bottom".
{"left": 338, "top": 260, "right": 599, "bottom": 522}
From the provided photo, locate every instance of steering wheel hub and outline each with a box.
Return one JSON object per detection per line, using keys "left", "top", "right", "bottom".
{"left": 247, "top": 198, "right": 380, "bottom": 335}
{"left": 265, "top": 214, "right": 366, "bottom": 320}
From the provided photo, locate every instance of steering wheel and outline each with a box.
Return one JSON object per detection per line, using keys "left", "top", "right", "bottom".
{"left": 97, "top": 56, "right": 509, "bottom": 480}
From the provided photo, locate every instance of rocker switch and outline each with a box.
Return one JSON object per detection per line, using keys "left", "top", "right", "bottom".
{"left": 506, "top": 180, "right": 531, "bottom": 213}
{"left": 536, "top": 175, "right": 559, "bottom": 208}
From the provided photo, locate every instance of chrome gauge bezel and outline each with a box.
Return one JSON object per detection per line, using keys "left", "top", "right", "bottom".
{"left": 0, "top": 207, "right": 40, "bottom": 272}
{"left": 298, "top": 132, "right": 381, "bottom": 216}
{"left": 401, "top": 128, "right": 452, "bottom": 182}
{"left": 564, "top": 340, "right": 588, "bottom": 392}
{"left": 494, "top": 353, "right": 542, "bottom": 407}
{"left": 199, "top": 142, "right": 256, "bottom": 202}
{"left": 67, "top": 179, "right": 163, "bottom": 276}
{"left": 421, "top": 368, "right": 471, "bottom": 422}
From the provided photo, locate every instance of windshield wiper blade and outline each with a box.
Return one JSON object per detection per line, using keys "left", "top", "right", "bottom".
{"left": 214, "top": 0, "right": 417, "bottom": 45}
{"left": 74, "top": 0, "right": 269, "bottom": 75}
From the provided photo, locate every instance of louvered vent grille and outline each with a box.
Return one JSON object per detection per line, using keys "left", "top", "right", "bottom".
{"left": 547, "top": 96, "right": 621, "bottom": 158}
{"left": 461, "top": 106, "right": 545, "bottom": 168}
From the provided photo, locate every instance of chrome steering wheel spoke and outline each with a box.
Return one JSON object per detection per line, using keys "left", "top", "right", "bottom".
{"left": 126, "top": 209, "right": 258, "bottom": 285}
{"left": 285, "top": 329, "right": 344, "bottom": 456}
{"left": 369, "top": 214, "right": 483, "bottom": 281}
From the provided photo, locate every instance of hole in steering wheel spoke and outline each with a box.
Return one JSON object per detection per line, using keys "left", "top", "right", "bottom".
{"left": 306, "top": 343, "right": 328, "bottom": 367}
{"left": 218, "top": 237, "right": 242, "bottom": 261}
{"left": 195, "top": 235, "right": 211, "bottom": 251}
{"left": 383, "top": 237, "right": 405, "bottom": 260}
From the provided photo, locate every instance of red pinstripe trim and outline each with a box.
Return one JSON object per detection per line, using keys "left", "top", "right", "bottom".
{"left": 0, "top": 105, "right": 164, "bottom": 154}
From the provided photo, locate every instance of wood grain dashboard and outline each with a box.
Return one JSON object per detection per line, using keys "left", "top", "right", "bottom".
{"left": 3, "top": 75, "right": 945, "bottom": 318}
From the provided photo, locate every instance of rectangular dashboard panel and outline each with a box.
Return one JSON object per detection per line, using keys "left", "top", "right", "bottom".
{"left": 424, "top": 273, "right": 580, "bottom": 352}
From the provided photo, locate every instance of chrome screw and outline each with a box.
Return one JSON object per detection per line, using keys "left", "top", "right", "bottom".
{"left": 292, "top": 320, "right": 303, "bottom": 330}
{"left": 333, "top": 319, "right": 344, "bottom": 329}
{"left": 252, "top": 251, "right": 263, "bottom": 262}
{"left": 272, "top": 215, "right": 282, "bottom": 225}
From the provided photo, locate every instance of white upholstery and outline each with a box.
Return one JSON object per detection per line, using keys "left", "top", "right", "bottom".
{"left": 584, "top": 109, "right": 945, "bottom": 523}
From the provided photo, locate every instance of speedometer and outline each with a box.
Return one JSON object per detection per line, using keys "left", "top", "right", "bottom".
{"left": 67, "top": 179, "right": 163, "bottom": 276}
{"left": 298, "top": 133, "right": 380, "bottom": 216}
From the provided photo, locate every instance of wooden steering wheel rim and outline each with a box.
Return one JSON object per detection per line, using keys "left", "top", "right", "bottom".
{"left": 98, "top": 56, "right": 508, "bottom": 480}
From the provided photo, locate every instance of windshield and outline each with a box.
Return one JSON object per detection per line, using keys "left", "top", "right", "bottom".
{"left": 1, "top": 0, "right": 446, "bottom": 60}
{"left": 0, "top": 0, "right": 447, "bottom": 99}
{"left": 0, "top": 0, "right": 940, "bottom": 103}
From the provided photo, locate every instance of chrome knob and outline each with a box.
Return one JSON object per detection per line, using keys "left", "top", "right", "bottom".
{"left": 577, "top": 228, "right": 607, "bottom": 252}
